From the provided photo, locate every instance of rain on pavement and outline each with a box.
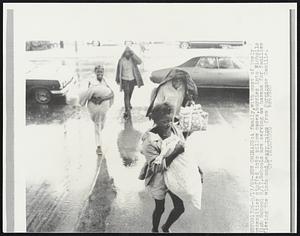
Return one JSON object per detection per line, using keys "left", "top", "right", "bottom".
{"left": 25, "top": 44, "right": 250, "bottom": 233}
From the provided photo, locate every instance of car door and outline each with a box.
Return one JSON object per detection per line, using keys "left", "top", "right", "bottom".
{"left": 191, "top": 56, "right": 220, "bottom": 87}
{"left": 216, "top": 57, "right": 248, "bottom": 88}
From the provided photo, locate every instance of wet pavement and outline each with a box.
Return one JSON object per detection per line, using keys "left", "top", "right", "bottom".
{"left": 25, "top": 45, "right": 250, "bottom": 233}
{"left": 102, "top": 89, "right": 249, "bottom": 233}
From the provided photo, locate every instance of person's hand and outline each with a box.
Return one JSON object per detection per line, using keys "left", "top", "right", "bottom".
{"left": 174, "top": 141, "right": 185, "bottom": 154}
{"left": 128, "top": 49, "right": 134, "bottom": 56}
{"left": 153, "top": 155, "right": 164, "bottom": 165}
{"left": 186, "top": 94, "right": 195, "bottom": 106}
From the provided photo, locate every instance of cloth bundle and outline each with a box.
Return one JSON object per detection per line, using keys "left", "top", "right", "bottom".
{"left": 179, "top": 104, "right": 208, "bottom": 132}
{"left": 155, "top": 134, "right": 202, "bottom": 210}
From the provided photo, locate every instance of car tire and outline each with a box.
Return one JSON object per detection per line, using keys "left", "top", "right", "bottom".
{"left": 181, "top": 42, "right": 190, "bottom": 49}
{"left": 34, "top": 88, "right": 52, "bottom": 104}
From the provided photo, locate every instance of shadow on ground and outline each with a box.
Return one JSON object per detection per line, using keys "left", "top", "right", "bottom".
{"left": 76, "top": 157, "right": 117, "bottom": 232}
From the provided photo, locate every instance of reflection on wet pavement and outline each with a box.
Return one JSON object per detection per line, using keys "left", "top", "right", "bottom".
{"left": 25, "top": 105, "right": 99, "bottom": 232}
{"left": 117, "top": 119, "right": 142, "bottom": 167}
{"left": 26, "top": 93, "right": 83, "bottom": 126}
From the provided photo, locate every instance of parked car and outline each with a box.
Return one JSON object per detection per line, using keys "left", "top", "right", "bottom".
{"left": 26, "top": 65, "right": 78, "bottom": 104}
{"left": 26, "top": 41, "right": 54, "bottom": 51}
{"left": 150, "top": 55, "right": 249, "bottom": 89}
{"left": 86, "top": 40, "right": 101, "bottom": 47}
{"left": 86, "top": 40, "right": 121, "bottom": 47}
{"left": 179, "top": 41, "right": 246, "bottom": 49}
{"left": 124, "top": 40, "right": 135, "bottom": 46}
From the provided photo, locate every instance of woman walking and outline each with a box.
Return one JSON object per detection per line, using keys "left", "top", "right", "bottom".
{"left": 116, "top": 46, "right": 144, "bottom": 119}
{"left": 79, "top": 65, "right": 114, "bottom": 155}
{"left": 146, "top": 69, "right": 198, "bottom": 120}
{"left": 140, "top": 103, "right": 203, "bottom": 233}
{"left": 146, "top": 68, "right": 198, "bottom": 139}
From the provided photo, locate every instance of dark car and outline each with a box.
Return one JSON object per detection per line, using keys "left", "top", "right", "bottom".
{"left": 150, "top": 54, "right": 249, "bottom": 89}
{"left": 179, "top": 41, "right": 246, "bottom": 49}
{"left": 26, "top": 65, "right": 78, "bottom": 104}
{"left": 26, "top": 41, "right": 54, "bottom": 51}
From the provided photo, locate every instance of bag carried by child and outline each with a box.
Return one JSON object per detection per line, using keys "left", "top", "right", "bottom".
{"left": 157, "top": 134, "right": 203, "bottom": 210}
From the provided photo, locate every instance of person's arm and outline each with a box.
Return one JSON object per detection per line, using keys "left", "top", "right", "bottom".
{"left": 164, "top": 141, "right": 185, "bottom": 167}
{"left": 183, "top": 90, "right": 195, "bottom": 107}
{"left": 116, "top": 60, "right": 122, "bottom": 84}
{"left": 79, "top": 87, "right": 93, "bottom": 106}
{"left": 97, "top": 92, "right": 114, "bottom": 103}
{"left": 141, "top": 134, "right": 161, "bottom": 165}
{"left": 153, "top": 86, "right": 165, "bottom": 107}
{"left": 131, "top": 50, "right": 142, "bottom": 65}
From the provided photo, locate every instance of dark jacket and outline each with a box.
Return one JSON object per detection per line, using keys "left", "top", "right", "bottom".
{"left": 115, "top": 49, "right": 144, "bottom": 91}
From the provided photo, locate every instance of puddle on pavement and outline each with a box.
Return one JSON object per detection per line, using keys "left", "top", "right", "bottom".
{"left": 26, "top": 102, "right": 81, "bottom": 125}
{"left": 25, "top": 105, "right": 100, "bottom": 232}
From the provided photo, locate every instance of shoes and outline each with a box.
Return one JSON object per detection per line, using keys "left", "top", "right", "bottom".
{"left": 123, "top": 112, "right": 129, "bottom": 120}
{"left": 96, "top": 146, "right": 102, "bottom": 155}
{"left": 161, "top": 225, "right": 171, "bottom": 233}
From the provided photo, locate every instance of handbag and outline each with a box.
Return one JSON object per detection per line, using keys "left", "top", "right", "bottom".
{"left": 179, "top": 103, "right": 208, "bottom": 132}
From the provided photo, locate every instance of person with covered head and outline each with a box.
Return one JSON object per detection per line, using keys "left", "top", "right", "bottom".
{"left": 116, "top": 46, "right": 144, "bottom": 119}
{"left": 146, "top": 68, "right": 198, "bottom": 122}
{"left": 79, "top": 65, "right": 114, "bottom": 155}
{"left": 140, "top": 102, "right": 203, "bottom": 233}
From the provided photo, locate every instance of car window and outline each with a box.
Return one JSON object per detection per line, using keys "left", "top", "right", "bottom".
{"left": 178, "top": 57, "right": 199, "bottom": 67}
{"left": 197, "top": 57, "right": 218, "bottom": 69}
{"left": 218, "top": 57, "right": 240, "bottom": 69}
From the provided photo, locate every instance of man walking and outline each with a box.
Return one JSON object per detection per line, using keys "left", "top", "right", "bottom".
{"left": 116, "top": 46, "right": 144, "bottom": 119}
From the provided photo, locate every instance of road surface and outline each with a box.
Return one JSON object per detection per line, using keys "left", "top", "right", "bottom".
{"left": 25, "top": 45, "right": 249, "bottom": 233}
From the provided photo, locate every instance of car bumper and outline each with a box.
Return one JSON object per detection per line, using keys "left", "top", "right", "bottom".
{"left": 50, "top": 79, "right": 77, "bottom": 96}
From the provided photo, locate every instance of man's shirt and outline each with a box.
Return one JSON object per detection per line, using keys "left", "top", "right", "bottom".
{"left": 120, "top": 58, "right": 135, "bottom": 81}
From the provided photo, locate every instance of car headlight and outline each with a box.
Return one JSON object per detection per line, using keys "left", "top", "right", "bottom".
{"left": 60, "top": 81, "right": 66, "bottom": 89}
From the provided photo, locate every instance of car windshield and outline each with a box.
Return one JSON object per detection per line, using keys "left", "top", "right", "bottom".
{"left": 178, "top": 57, "right": 199, "bottom": 67}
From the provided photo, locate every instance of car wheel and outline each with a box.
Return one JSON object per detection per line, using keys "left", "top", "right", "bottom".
{"left": 34, "top": 88, "right": 52, "bottom": 104}
{"left": 181, "top": 42, "right": 190, "bottom": 49}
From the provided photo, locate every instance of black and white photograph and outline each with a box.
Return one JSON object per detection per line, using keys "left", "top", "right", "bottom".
{"left": 3, "top": 2, "right": 297, "bottom": 233}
